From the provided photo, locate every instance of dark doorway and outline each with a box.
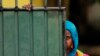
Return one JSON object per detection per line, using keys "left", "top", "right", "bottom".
{"left": 69, "top": 0, "right": 100, "bottom": 45}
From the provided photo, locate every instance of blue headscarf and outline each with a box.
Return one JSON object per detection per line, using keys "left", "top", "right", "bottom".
{"left": 65, "top": 20, "right": 78, "bottom": 56}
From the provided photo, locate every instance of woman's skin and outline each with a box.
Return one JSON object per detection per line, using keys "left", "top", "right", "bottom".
{"left": 65, "top": 30, "right": 73, "bottom": 54}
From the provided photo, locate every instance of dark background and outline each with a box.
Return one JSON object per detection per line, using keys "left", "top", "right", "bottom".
{"left": 69, "top": 0, "right": 100, "bottom": 45}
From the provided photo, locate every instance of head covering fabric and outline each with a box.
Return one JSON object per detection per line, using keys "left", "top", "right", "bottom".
{"left": 65, "top": 20, "right": 79, "bottom": 56}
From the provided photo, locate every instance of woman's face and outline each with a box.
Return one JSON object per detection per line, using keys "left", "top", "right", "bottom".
{"left": 65, "top": 30, "right": 73, "bottom": 53}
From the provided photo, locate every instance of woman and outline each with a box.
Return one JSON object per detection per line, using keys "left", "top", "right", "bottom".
{"left": 65, "top": 20, "right": 89, "bottom": 56}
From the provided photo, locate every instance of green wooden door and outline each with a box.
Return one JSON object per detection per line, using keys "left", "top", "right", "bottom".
{"left": 0, "top": 10, "right": 64, "bottom": 56}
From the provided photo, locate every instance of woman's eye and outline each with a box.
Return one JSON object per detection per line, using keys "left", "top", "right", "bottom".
{"left": 66, "top": 36, "right": 71, "bottom": 40}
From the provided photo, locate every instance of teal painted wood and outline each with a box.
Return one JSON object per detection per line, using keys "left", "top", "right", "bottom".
{"left": 33, "top": 11, "right": 45, "bottom": 56}
{"left": 0, "top": 12, "right": 3, "bottom": 56}
{"left": 48, "top": 11, "right": 60, "bottom": 56}
{"left": 58, "top": 11, "right": 63, "bottom": 56}
{"left": 3, "top": 11, "right": 18, "bottom": 56}
{"left": 15, "top": 12, "right": 19, "bottom": 56}
{"left": 0, "top": 10, "right": 64, "bottom": 56}
{"left": 18, "top": 11, "right": 32, "bottom": 56}
{"left": 44, "top": 11, "right": 48, "bottom": 56}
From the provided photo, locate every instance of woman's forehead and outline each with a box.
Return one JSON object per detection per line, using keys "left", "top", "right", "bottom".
{"left": 65, "top": 30, "right": 71, "bottom": 36}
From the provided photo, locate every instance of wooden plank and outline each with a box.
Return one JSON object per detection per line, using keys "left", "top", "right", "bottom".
{"left": 18, "top": 0, "right": 30, "bottom": 9}
{"left": 58, "top": 11, "right": 63, "bottom": 56}
{"left": 44, "top": 11, "right": 48, "bottom": 56}
{"left": 18, "top": 11, "right": 32, "bottom": 56}
{"left": 2, "top": 0, "right": 15, "bottom": 8}
{"left": 33, "top": 11, "right": 45, "bottom": 56}
{"left": 0, "top": 12, "right": 3, "bottom": 56}
{"left": 3, "top": 11, "right": 17, "bottom": 56}
{"left": 48, "top": 11, "right": 60, "bottom": 56}
{"left": 32, "top": 0, "right": 44, "bottom": 7}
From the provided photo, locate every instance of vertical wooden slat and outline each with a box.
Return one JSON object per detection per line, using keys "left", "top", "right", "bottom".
{"left": 18, "top": 11, "right": 32, "bottom": 56}
{"left": 15, "top": 11, "right": 19, "bottom": 56}
{"left": 29, "top": 11, "right": 33, "bottom": 56}
{"left": 3, "top": 11, "right": 17, "bottom": 56}
{"left": 58, "top": 11, "right": 63, "bottom": 56}
{"left": 33, "top": 11, "right": 45, "bottom": 56}
{"left": 48, "top": 11, "right": 59, "bottom": 56}
{"left": 0, "top": 12, "right": 3, "bottom": 56}
{"left": 44, "top": 0, "right": 48, "bottom": 55}
{"left": 44, "top": 11, "right": 48, "bottom": 56}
